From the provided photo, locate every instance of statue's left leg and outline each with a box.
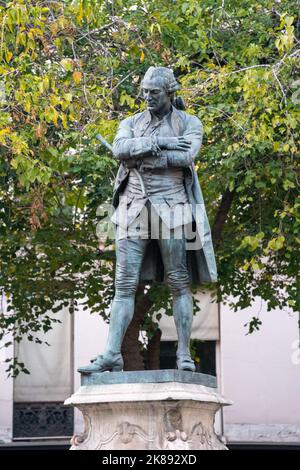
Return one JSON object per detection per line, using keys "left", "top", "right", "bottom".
{"left": 159, "top": 233, "right": 195, "bottom": 372}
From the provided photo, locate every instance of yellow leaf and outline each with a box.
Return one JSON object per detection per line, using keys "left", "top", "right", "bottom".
{"left": 24, "top": 97, "right": 31, "bottom": 113}
{"left": 268, "top": 236, "right": 285, "bottom": 251}
{"left": 61, "top": 114, "right": 67, "bottom": 129}
{"left": 140, "top": 50, "right": 145, "bottom": 62}
{"left": 5, "top": 50, "right": 13, "bottom": 63}
{"left": 52, "top": 109, "right": 58, "bottom": 127}
{"left": 77, "top": 3, "right": 83, "bottom": 22}
{"left": 60, "top": 58, "right": 74, "bottom": 71}
{"left": 0, "top": 127, "right": 11, "bottom": 136}
{"left": 50, "top": 22, "right": 58, "bottom": 36}
{"left": 11, "top": 158, "right": 19, "bottom": 169}
{"left": 72, "top": 71, "right": 82, "bottom": 84}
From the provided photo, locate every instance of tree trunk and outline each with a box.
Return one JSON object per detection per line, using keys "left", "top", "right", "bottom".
{"left": 212, "top": 188, "right": 236, "bottom": 249}
{"left": 146, "top": 328, "right": 162, "bottom": 370}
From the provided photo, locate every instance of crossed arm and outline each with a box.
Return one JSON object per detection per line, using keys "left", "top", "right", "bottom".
{"left": 112, "top": 114, "right": 203, "bottom": 168}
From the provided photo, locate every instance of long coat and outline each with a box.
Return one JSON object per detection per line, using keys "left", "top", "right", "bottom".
{"left": 111, "top": 106, "right": 218, "bottom": 285}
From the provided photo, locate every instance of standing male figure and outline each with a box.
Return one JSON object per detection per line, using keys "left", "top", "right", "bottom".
{"left": 81, "top": 67, "right": 217, "bottom": 373}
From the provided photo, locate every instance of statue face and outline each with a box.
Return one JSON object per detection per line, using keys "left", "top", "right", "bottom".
{"left": 142, "top": 79, "right": 171, "bottom": 113}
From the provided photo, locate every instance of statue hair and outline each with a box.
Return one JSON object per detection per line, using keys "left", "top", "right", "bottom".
{"left": 141, "top": 66, "right": 186, "bottom": 110}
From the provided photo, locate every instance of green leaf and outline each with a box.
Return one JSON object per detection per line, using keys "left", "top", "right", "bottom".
{"left": 268, "top": 236, "right": 285, "bottom": 251}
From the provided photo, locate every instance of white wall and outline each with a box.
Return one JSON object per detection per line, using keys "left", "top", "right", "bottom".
{"left": 221, "top": 298, "right": 300, "bottom": 443}
{"left": 73, "top": 304, "right": 109, "bottom": 433}
{"left": 0, "top": 343, "right": 13, "bottom": 443}
{"left": 0, "top": 294, "right": 13, "bottom": 443}
{"left": 14, "top": 308, "right": 73, "bottom": 402}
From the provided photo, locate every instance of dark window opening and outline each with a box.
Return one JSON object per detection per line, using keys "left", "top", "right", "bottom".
{"left": 160, "top": 340, "right": 216, "bottom": 376}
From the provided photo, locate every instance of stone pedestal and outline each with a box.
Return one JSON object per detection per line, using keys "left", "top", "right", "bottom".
{"left": 65, "top": 370, "right": 231, "bottom": 450}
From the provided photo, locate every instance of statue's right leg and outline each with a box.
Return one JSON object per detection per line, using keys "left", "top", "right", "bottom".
{"left": 105, "top": 236, "right": 148, "bottom": 357}
{"left": 84, "top": 237, "right": 148, "bottom": 372}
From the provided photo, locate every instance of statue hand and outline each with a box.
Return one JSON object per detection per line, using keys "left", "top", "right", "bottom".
{"left": 157, "top": 137, "right": 191, "bottom": 151}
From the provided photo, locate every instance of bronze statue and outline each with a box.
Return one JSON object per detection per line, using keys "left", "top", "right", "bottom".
{"left": 80, "top": 67, "right": 217, "bottom": 373}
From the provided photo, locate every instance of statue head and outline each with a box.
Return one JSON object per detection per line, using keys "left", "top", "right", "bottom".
{"left": 141, "top": 66, "right": 181, "bottom": 113}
